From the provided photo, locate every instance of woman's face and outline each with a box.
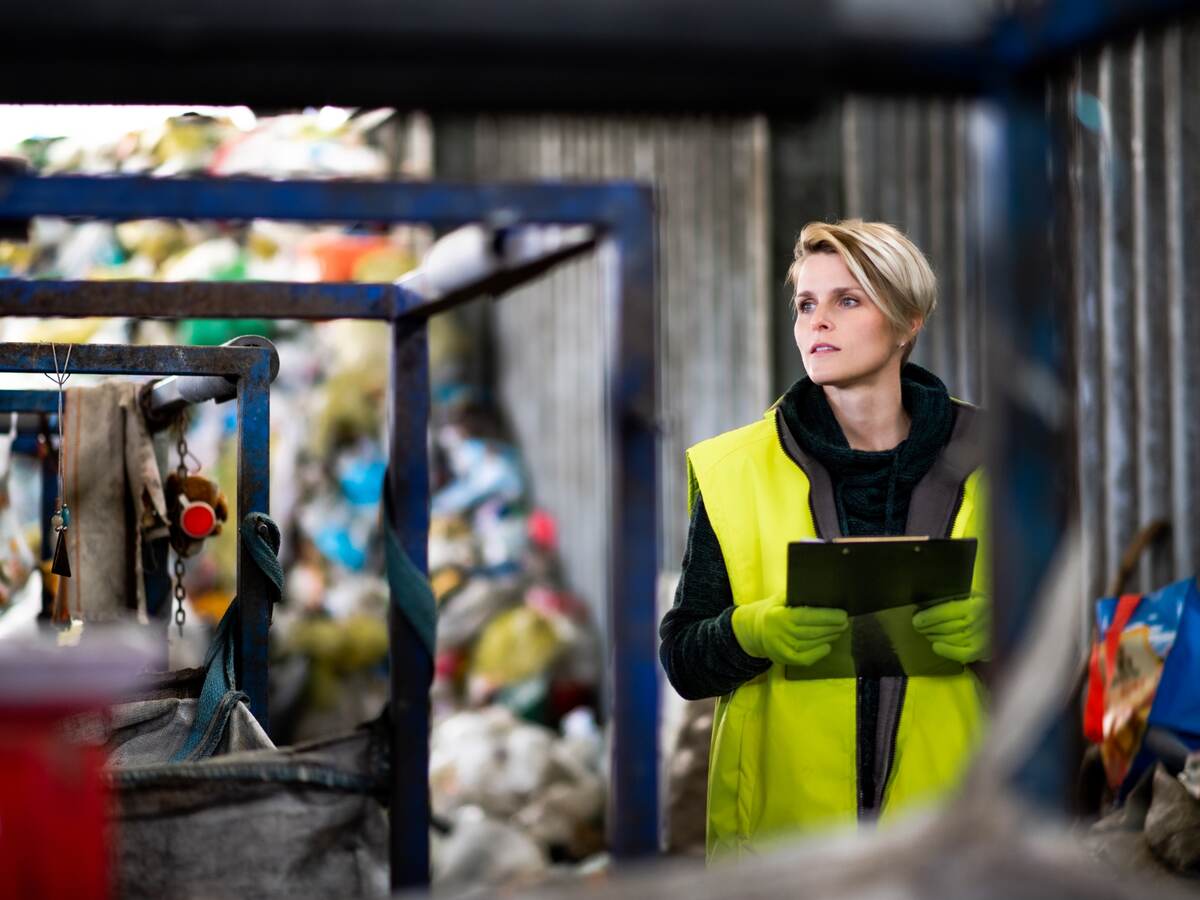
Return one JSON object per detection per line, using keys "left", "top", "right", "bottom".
{"left": 792, "top": 252, "right": 911, "bottom": 387}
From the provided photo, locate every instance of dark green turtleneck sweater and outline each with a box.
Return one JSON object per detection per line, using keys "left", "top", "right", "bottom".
{"left": 659, "top": 364, "right": 955, "bottom": 700}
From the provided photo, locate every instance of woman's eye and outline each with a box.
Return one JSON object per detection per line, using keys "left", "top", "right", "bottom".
{"left": 796, "top": 300, "right": 814, "bottom": 314}
{"left": 840, "top": 295, "right": 859, "bottom": 307}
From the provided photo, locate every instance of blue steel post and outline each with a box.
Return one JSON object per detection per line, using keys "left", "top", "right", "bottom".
{"left": 235, "top": 349, "right": 273, "bottom": 726}
{"left": 605, "top": 187, "right": 660, "bottom": 857}
{"left": 388, "top": 319, "right": 432, "bottom": 890}
{"left": 975, "top": 85, "right": 1074, "bottom": 806}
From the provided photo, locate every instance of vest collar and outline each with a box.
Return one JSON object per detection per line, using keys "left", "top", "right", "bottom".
{"left": 770, "top": 400, "right": 982, "bottom": 540}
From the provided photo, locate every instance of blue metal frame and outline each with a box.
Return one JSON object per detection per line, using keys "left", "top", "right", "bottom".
{"left": 0, "top": 175, "right": 660, "bottom": 889}
{"left": 0, "top": 344, "right": 274, "bottom": 722}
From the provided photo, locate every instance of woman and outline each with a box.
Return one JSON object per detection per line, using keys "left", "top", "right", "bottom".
{"left": 659, "top": 220, "right": 990, "bottom": 859}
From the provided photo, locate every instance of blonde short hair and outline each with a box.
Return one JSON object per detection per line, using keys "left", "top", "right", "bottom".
{"left": 788, "top": 220, "right": 937, "bottom": 365}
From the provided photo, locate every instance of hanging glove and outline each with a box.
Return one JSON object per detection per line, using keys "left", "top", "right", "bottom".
{"left": 732, "top": 593, "right": 849, "bottom": 667}
{"left": 912, "top": 591, "right": 991, "bottom": 664}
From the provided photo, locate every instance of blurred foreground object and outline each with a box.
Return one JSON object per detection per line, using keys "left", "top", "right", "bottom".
{"left": 0, "top": 631, "right": 156, "bottom": 900}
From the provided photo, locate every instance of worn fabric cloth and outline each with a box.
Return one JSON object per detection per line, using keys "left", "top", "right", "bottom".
{"left": 75, "top": 695, "right": 275, "bottom": 766}
{"left": 56, "top": 381, "right": 168, "bottom": 622}
{"left": 111, "top": 720, "right": 390, "bottom": 899}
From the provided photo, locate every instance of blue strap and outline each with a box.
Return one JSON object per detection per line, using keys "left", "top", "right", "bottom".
{"left": 239, "top": 512, "right": 283, "bottom": 599}
{"left": 382, "top": 475, "right": 436, "bottom": 663}
{"left": 170, "top": 513, "right": 282, "bottom": 763}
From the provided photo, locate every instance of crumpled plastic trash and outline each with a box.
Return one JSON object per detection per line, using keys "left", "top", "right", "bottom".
{"left": 511, "top": 707, "right": 606, "bottom": 857}
{"left": 429, "top": 514, "right": 479, "bottom": 573}
{"left": 468, "top": 605, "right": 562, "bottom": 700}
{"left": 432, "top": 432, "right": 525, "bottom": 518}
{"left": 430, "top": 706, "right": 556, "bottom": 820}
{"left": 435, "top": 575, "right": 522, "bottom": 653}
{"left": 429, "top": 706, "right": 606, "bottom": 866}
{"left": 432, "top": 806, "right": 547, "bottom": 889}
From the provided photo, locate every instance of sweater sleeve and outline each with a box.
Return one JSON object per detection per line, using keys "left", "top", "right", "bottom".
{"left": 659, "top": 493, "right": 772, "bottom": 700}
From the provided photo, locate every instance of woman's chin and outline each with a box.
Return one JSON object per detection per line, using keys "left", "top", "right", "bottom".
{"left": 804, "top": 359, "right": 843, "bottom": 385}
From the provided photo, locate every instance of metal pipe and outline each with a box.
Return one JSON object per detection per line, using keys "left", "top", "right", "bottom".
{"left": 0, "top": 338, "right": 279, "bottom": 435}
{"left": 399, "top": 223, "right": 594, "bottom": 299}
{"left": 396, "top": 223, "right": 598, "bottom": 321}
{"left": 142, "top": 336, "right": 279, "bottom": 428}
{"left": 388, "top": 319, "right": 432, "bottom": 891}
{"left": 604, "top": 190, "right": 660, "bottom": 859}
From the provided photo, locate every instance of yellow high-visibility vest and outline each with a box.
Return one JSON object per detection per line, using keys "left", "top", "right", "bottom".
{"left": 686, "top": 399, "right": 989, "bottom": 859}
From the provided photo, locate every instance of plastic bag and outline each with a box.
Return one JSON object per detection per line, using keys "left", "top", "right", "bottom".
{"left": 1083, "top": 578, "right": 1200, "bottom": 792}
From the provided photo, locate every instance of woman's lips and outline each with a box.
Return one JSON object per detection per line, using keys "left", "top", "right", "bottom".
{"left": 810, "top": 343, "right": 840, "bottom": 353}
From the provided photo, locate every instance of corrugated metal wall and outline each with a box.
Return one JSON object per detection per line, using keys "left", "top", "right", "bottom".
{"left": 839, "top": 97, "right": 987, "bottom": 407}
{"left": 842, "top": 14, "right": 1200, "bottom": 603}
{"left": 1054, "top": 22, "right": 1200, "bottom": 602}
{"left": 437, "top": 30, "right": 1200, "bottom": 620}
{"left": 435, "top": 116, "right": 772, "bottom": 626}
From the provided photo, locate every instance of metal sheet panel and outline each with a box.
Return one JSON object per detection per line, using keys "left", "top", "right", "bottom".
{"left": 841, "top": 96, "right": 986, "bottom": 406}
{"left": 441, "top": 115, "right": 771, "bottom": 631}
{"left": 1056, "top": 20, "right": 1200, "bottom": 600}
{"left": 841, "top": 29, "right": 1200, "bottom": 605}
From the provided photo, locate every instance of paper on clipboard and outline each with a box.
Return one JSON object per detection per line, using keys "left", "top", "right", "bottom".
{"left": 783, "top": 537, "right": 977, "bottom": 680}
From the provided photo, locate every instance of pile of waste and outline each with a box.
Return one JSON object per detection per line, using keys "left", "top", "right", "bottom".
{"left": 0, "top": 106, "right": 609, "bottom": 889}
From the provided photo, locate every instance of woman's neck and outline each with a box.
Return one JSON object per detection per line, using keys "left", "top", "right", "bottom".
{"left": 821, "top": 369, "right": 909, "bottom": 452}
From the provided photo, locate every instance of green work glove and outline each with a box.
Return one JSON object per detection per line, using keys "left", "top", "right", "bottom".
{"left": 912, "top": 592, "right": 991, "bottom": 664}
{"left": 731, "top": 593, "right": 849, "bottom": 667}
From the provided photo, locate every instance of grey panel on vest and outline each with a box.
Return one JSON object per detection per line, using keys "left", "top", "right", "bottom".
{"left": 906, "top": 401, "right": 983, "bottom": 539}
{"left": 873, "top": 676, "right": 907, "bottom": 812}
{"left": 774, "top": 407, "right": 841, "bottom": 540}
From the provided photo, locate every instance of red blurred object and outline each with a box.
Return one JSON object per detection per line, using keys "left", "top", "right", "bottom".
{"left": 180, "top": 499, "right": 217, "bottom": 539}
{"left": 0, "top": 705, "right": 111, "bottom": 899}
{"left": 548, "top": 681, "right": 596, "bottom": 723}
{"left": 434, "top": 649, "right": 464, "bottom": 680}
{"left": 527, "top": 509, "right": 558, "bottom": 552}
{"left": 0, "top": 634, "right": 155, "bottom": 900}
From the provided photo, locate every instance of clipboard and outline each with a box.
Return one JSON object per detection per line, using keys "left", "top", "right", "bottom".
{"left": 784, "top": 537, "right": 977, "bottom": 680}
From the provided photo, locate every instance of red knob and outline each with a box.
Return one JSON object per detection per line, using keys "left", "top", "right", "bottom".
{"left": 180, "top": 500, "right": 217, "bottom": 539}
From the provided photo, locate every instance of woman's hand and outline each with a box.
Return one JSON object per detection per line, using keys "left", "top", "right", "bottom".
{"left": 912, "top": 592, "right": 990, "bottom": 664}
{"left": 731, "top": 593, "right": 849, "bottom": 667}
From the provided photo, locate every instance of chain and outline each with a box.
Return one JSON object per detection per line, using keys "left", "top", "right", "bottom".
{"left": 172, "top": 410, "right": 196, "bottom": 636}
{"left": 173, "top": 554, "right": 187, "bottom": 636}
{"left": 175, "top": 410, "right": 200, "bottom": 481}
